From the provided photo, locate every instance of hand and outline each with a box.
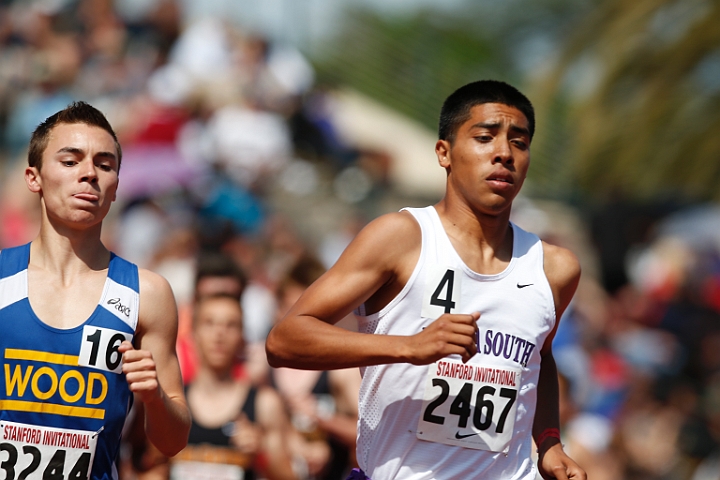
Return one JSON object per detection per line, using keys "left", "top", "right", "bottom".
{"left": 404, "top": 312, "right": 480, "bottom": 365}
{"left": 538, "top": 441, "right": 587, "bottom": 480}
{"left": 119, "top": 341, "right": 161, "bottom": 404}
{"left": 230, "top": 414, "right": 262, "bottom": 456}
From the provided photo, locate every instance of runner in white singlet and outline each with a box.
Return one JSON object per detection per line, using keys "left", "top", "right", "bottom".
{"left": 267, "top": 80, "right": 587, "bottom": 480}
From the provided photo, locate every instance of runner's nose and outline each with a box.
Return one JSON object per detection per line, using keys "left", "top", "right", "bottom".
{"left": 80, "top": 161, "right": 99, "bottom": 183}
{"left": 492, "top": 137, "right": 513, "bottom": 165}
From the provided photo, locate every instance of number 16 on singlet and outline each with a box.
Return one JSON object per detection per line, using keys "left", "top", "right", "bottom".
{"left": 77, "top": 326, "right": 133, "bottom": 374}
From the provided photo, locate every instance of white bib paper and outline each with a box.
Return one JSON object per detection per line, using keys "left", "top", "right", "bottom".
{"left": 416, "top": 359, "right": 521, "bottom": 453}
{"left": 0, "top": 421, "right": 98, "bottom": 480}
{"left": 77, "top": 326, "right": 133, "bottom": 374}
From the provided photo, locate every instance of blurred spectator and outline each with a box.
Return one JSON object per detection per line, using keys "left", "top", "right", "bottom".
{"left": 554, "top": 372, "right": 624, "bottom": 480}
{"left": 171, "top": 293, "right": 297, "bottom": 480}
{"left": 205, "top": 103, "right": 293, "bottom": 187}
{"left": 4, "top": 2, "right": 720, "bottom": 478}
{"left": 263, "top": 255, "right": 361, "bottom": 480}
{"left": 178, "top": 251, "right": 247, "bottom": 384}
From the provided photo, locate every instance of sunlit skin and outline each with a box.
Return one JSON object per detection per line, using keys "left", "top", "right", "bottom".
{"left": 267, "top": 97, "right": 585, "bottom": 479}
{"left": 436, "top": 102, "right": 531, "bottom": 222}
{"left": 21, "top": 120, "right": 191, "bottom": 457}
{"left": 25, "top": 123, "right": 119, "bottom": 235}
{"left": 267, "top": 281, "right": 360, "bottom": 477}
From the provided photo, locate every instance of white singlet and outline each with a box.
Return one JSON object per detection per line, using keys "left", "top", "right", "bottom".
{"left": 354, "top": 206, "right": 556, "bottom": 480}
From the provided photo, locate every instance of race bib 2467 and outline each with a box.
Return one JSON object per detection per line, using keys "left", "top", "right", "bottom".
{"left": 416, "top": 359, "right": 522, "bottom": 453}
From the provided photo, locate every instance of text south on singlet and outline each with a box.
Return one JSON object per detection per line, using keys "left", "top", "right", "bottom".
{"left": 2, "top": 424, "right": 91, "bottom": 450}
{"left": 435, "top": 361, "right": 517, "bottom": 387}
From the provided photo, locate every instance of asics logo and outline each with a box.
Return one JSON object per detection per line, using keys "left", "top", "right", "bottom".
{"left": 107, "top": 298, "right": 130, "bottom": 317}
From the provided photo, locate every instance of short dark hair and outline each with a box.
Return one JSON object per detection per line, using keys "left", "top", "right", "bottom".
{"left": 28, "top": 101, "right": 122, "bottom": 170}
{"left": 192, "top": 292, "right": 244, "bottom": 329}
{"left": 194, "top": 251, "right": 248, "bottom": 301}
{"left": 438, "top": 80, "right": 535, "bottom": 143}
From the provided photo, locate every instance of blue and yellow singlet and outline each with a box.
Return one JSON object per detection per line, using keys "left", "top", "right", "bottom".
{"left": 0, "top": 243, "right": 138, "bottom": 480}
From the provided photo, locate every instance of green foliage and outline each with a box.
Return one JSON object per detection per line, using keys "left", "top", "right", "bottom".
{"left": 309, "top": 0, "right": 720, "bottom": 201}
{"left": 308, "top": 1, "right": 601, "bottom": 200}
{"left": 535, "top": 0, "right": 720, "bottom": 201}
{"left": 312, "top": 9, "right": 521, "bottom": 132}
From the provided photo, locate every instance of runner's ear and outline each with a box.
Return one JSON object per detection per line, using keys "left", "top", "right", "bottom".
{"left": 436, "top": 140, "right": 451, "bottom": 169}
{"left": 25, "top": 166, "right": 42, "bottom": 193}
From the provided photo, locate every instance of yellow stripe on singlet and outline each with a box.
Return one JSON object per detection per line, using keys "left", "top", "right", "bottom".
{"left": 4, "top": 348, "right": 79, "bottom": 366}
{"left": 0, "top": 400, "right": 105, "bottom": 419}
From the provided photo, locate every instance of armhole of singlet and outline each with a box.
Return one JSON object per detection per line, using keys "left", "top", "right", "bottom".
{"left": 536, "top": 237, "right": 558, "bottom": 328}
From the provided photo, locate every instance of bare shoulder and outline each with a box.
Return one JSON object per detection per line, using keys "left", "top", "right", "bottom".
{"left": 138, "top": 268, "right": 174, "bottom": 298}
{"left": 348, "top": 211, "right": 420, "bottom": 256}
{"left": 333, "top": 210, "right": 421, "bottom": 306}
{"left": 542, "top": 241, "right": 580, "bottom": 291}
{"left": 333, "top": 210, "right": 421, "bottom": 279}
{"left": 137, "top": 268, "right": 178, "bottom": 335}
{"left": 540, "top": 242, "right": 581, "bottom": 350}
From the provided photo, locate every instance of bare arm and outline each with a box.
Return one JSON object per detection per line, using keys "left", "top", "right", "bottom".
{"left": 266, "top": 212, "right": 478, "bottom": 370}
{"left": 119, "top": 269, "right": 191, "bottom": 457}
{"left": 534, "top": 243, "right": 585, "bottom": 480}
{"left": 255, "top": 387, "right": 298, "bottom": 480}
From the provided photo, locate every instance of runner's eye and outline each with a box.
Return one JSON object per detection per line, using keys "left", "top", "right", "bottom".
{"left": 511, "top": 140, "right": 528, "bottom": 150}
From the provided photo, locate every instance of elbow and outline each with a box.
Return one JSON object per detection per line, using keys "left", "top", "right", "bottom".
{"left": 159, "top": 428, "right": 189, "bottom": 457}
{"left": 266, "top": 318, "right": 322, "bottom": 369}
{"left": 158, "top": 414, "right": 191, "bottom": 457}
{"left": 160, "top": 443, "right": 185, "bottom": 458}
{"left": 265, "top": 328, "right": 291, "bottom": 368}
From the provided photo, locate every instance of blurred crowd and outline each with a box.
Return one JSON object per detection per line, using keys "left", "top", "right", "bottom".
{"left": 1, "top": 1, "right": 719, "bottom": 480}
{"left": 0, "top": 1, "right": 369, "bottom": 479}
{"left": 547, "top": 202, "right": 720, "bottom": 480}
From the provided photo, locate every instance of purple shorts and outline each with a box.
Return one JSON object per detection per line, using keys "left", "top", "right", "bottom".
{"left": 346, "top": 468, "right": 371, "bottom": 480}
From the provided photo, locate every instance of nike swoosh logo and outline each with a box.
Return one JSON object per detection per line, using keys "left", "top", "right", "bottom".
{"left": 455, "top": 431, "right": 480, "bottom": 440}
{"left": 517, "top": 283, "right": 533, "bottom": 288}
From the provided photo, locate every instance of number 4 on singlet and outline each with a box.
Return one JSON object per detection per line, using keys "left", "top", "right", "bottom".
{"left": 421, "top": 266, "right": 462, "bottom": 319}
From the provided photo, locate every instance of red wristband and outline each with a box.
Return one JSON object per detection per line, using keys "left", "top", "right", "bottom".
{"left": 535, "top": 428, "right": 561, "bottom": 447}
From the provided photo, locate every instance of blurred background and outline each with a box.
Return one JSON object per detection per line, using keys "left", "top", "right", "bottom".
{"left": 1, "top": 0, "right": 720, "bottom": 479}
